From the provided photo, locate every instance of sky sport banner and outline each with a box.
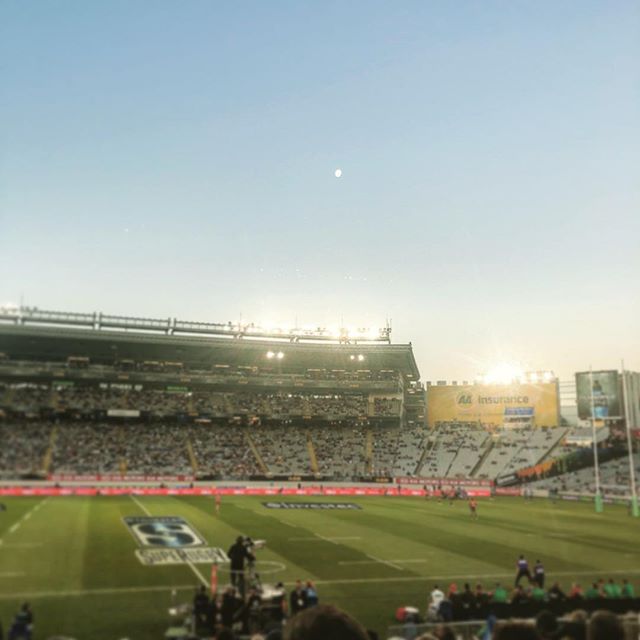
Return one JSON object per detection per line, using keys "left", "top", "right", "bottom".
{"left": 263, "top": 502, "right": 362, "bottom": 510}
{"left": 575, "top": 370, "right": 621, "bottom": 420}
{"left": 426, "top": 382, "right": 559, "bottom": 427}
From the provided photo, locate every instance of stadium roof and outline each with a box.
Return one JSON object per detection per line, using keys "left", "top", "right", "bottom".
{"left": 0, "top": 324, "right": 421, "bottom": 379}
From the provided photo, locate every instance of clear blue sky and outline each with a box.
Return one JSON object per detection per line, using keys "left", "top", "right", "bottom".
{"left": 1, "top": 1, "right": 638, "bottom": 380}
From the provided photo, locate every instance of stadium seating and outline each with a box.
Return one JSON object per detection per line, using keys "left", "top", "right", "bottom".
{"left": 0, "top": 421, "right": 51, "bottom": 477}
{"left": 528, "top": 452, "right": 640, "bottom": 496}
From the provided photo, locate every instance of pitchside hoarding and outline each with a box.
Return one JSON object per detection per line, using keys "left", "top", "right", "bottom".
{"left": 427, "top": 382, "right": 559, "bottom": 427}
{"left": 575, "top": 370, "right": 621, "bottom": 420}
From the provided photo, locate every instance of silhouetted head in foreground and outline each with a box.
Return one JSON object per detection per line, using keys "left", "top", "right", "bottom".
{"left": 284, "top": 604, "right": 369, "bottom": 640}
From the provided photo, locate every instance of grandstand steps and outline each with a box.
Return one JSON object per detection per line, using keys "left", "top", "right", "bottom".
{"left": 306, "top": 432, "right": 319, "bottom": 474}
{"left": 41, "top": 426, "right": 58, "bottom": 474}
{"left": 246, "top": 433, "right": 269, "bottom": 474}
{"left": 186, "top": 439, "right": 199, "bottom": 473}
{"left": 365, "top": 428, "right": 373, "bottom": 475}
{"left": 471, "top": 437, "right": 494, "bottom": 477}
{"left": 443, "top": 445, "right": 461, "bottom": 477}
{"left": 540, "top": 428, "right": 569, "bottom": 463}
{"left": 2, "top": 386, "right": 15, "bottom": 409}
{"left": 51, "top": 389, "right": 61, "bottom": 411}
{"left": 414, "top": 436, "right": 434, "bottom": 476}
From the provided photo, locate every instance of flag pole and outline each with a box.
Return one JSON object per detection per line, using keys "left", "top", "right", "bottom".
{"left": 621, "top": 361, "right": 639, "bottom": 517}
{"left": 590, "top": 367, "right": 603, "bottom": 513}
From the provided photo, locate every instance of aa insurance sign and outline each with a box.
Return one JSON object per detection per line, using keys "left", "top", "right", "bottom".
{"left": 124, "top": 516, "right": 229, "bottom": 566}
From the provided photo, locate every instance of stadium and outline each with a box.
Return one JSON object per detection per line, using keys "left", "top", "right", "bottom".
{"left": 0, "top": 306, "right": 638, "bottom": 640}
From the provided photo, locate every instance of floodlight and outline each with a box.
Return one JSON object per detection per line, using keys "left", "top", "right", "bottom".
{"left": 266, "top": 351, "right": 275, "bottom": 359}
{"left": 276, "top": 352, "right": 284, "bottom": 360}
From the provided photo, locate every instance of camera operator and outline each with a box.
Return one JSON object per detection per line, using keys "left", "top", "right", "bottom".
{"left": 227, "top": 536, "right": 254, "bottom": 596}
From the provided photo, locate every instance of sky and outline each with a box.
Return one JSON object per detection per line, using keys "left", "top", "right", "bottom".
{"left": 1, "top": 1, "right": 638, "bottom": 381}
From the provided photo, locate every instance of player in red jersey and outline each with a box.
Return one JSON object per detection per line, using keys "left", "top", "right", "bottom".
{"left": 468, "top": 498, "right": 478, "bottom": 519}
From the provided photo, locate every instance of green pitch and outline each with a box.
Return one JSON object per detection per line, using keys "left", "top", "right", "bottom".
{"left": 0, "top": 495, "right": 638, "bottom": 639}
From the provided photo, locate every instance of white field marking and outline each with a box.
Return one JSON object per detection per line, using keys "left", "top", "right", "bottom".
{"left": 313, "top": 534, "right": 338, "bottom": 544}
{"left": 0, "top": 583, "right": 198, "bottom": 600}
{"left": 0, "top": 572, "right": 26, "bottom": 578}
{"left": 0, "top": 498, "right": 48, "bottom": 544}
{"left": 129, "top": 493, "right": 152, "bottom": 516}
{"left": 311, "top": 568, "right": 640, "bottom": 587}
{"left": 0, "top": 543, "right": 43, "bottom": 549}
{"left": 128, "top": 495, "right": 209, "bottom": 589}
{"left": 5, "top": 568, "right": 640, "bottom": 600}
{"left": 289, "top": 536, "right": 362, "bottom": 542}
{"left": 365, "top": 554, "right": 403, "bottom": 571}
{"left": 339, "top": 559, "right": 429, "bottom": 566}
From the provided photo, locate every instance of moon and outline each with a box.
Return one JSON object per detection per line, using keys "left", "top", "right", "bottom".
{"left": 334, "top": 168, "right": 342, "bottom": 178}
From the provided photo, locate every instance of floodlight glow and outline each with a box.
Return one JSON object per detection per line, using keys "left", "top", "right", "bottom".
{"left": 276, "top": 352, "right": 284, "bottom": 360}
{"left": 483, "top": 363, "right": 524, "bottom": 385}
{"left": 358, "top": 354, "right": 365, "bottom": 362}
{"left": 266, "top": 351, "right": 275, "bottom": 359}
{"left": 350, "top": 355, "right": 356, "bottom": 361}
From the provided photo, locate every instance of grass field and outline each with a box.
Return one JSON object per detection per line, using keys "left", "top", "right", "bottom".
{"left": 0, "top": 494, "right": 639, "bottom": 639}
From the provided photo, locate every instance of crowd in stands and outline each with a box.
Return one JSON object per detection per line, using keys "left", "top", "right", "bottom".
{"left": 0, "top": 421, "right": 49, "bottom": 477}
{"left": 529, "top": 453, "right": 640, "bottom": 497}
{"left": 1, "top": 385, "right": 400, "bottom": 421}
{"left": 309, "top": 425, "right": 368, "bottom": 478}
{"left": 250, "top": 426, "right": 311, "bottom": 474}
{"left": 190, "top": 424, "right": 261, "bottom": 478}
{"left": 0, "top": 396, "right": 636, "bottom": 489}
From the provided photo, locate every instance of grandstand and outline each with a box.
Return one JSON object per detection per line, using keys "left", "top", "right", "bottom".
{"left": 0, "top": 308, "right": 636, "bottom": 493}
{"left": 0, "top": 307, "right": 424, "bottom": 480}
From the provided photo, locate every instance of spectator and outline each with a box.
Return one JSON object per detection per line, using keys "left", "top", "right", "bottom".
{"left": 621, "top": 578, "right": 635, "bottom": 598}
{"left": 8, "top": 603, "right": 33, "bottom": 640}
{"left": 535, "top": 610, "right": 559, "bottom": 639}
{"left": 493, "top": 620, "right": 540, "bottom": 640}
{"left": 603, "top": 578, "right": 621, "bottom": 598}
{"left": 426, "top": 585, "right": 444, "bottom": 620}
{"left": 289, "top": 580, "right": 308, "bottom": 616}
{"left": 491, "top": 583, "right": 509, "bottom": 603}
{"left": 584, "top": 583, "right": 600, "bottom": 600}
{"left": 587, "top": 610, "right": 624, "bottom": 640}
{"left": 283, "top": 604, "right": 369, "bottom": 640}
{"left": 568, "top": 583, "right": 584, "bottom": 600}
{"left": 547, "top": 581, "right": 566, "bottom": 602}
{"left": 305, "top": 581, "right": 319, "bottom": 607}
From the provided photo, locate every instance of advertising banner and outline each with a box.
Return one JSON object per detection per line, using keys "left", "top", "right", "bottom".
{"left": 395, "top": 476, "right": 493, "bottom": 487}
{"left": 48, "top": 474, "right": 195, "bottom": 482}
{"left": 0, "top": 485, "right": 490, "bottom": 497}
{"left": 427, "top": 383, "right": 559, "bottom": 427}
{"left": 576, "top": 370, "right": 621, "bottom": 420}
